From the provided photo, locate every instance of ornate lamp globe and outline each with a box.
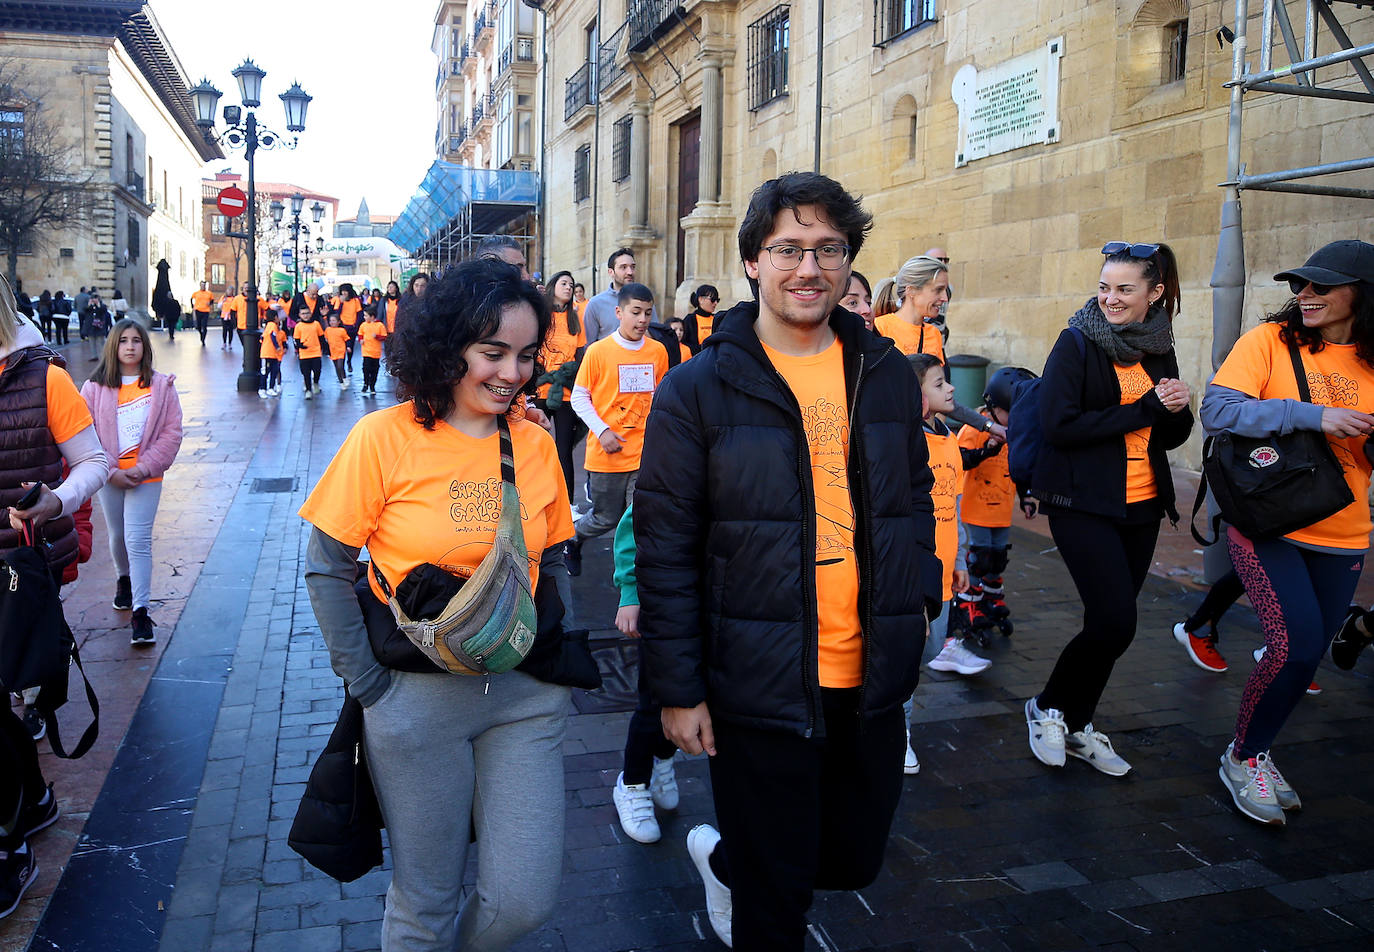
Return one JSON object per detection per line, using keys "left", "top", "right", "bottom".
{"left": 232, "top": 58, "right": 266, "bottom": 107}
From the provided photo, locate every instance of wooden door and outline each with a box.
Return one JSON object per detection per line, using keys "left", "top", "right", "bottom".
{"left": 676, "top": 115, "right": 700, "bottom": 290}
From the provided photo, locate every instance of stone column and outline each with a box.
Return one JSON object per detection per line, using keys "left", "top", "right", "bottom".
{"left": 629, "top": 99, "right": 651, "bottom": 232}
{"left": 698, "top": 53, "right": 723, "bottom": 205}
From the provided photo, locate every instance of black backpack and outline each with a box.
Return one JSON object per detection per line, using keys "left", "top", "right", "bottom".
{"left": 1006, "top": 327, "right": 1085, "bottom": 489}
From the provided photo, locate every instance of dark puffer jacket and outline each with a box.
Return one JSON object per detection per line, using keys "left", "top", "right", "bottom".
{"left": 635, "top": 301, "right": 942, "bottom": 738}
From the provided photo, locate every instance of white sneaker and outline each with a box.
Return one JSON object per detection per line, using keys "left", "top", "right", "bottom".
{"left": 304, "top": 388, "right": 314, "bottom": 399}
{"left": 257, "top": 388, "right": 268, "bottom": 398}
{"left": 1025, "top": 697, "right": 1067, "bottom": 767}
{"left": 341, "top": 377, "right": 350, "bottom": 389}
{"left": 687, "top": 825, "right": 732, "bottom": 948}
{"left": 904, "top": 725, "right": 920, "bottom": 775}
{"left": 649, "top": 756, "right": 679, "bottom": 811}
{"left": 612, "top": 772, "right": 660, "bottom": 844}
{"left": 271, "top": 386, "right": 281, "bottom": 396}
{"left": 1218, "top": 745, "right": 1286, "bottom": 825}
{"left": 927, "top": 638, "right": 991, "bottom": 675}
{"left": 1066, "top": 724, "right": 1132, "bottom": 776}
{"left": 1251, "top": 744, "right": 1301, "bottom": 811}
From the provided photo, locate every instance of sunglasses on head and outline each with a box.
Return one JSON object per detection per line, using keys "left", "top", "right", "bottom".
{"left": 1101, "top": 241, "right": 1159, "bottom": 259}
{"left": 1287, "top": 278, "right": 1343, "bottom": 296}
{"left": 935, "top": 256, "right": 950, "bottom": 264}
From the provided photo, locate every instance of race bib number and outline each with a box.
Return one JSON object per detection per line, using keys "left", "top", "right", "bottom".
{"left": 618, "top": 363, "right": 655, "bottom": 394}
{"left": 117, "top": 392, "right": 152, "bottom": 457}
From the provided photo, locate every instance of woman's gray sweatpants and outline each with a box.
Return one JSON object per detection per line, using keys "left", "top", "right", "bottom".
{"left": 99, "top": 480, "right": 163, "bottom": 611}
{"left": 363, "top": 668, "right": 571, "bottom": 952}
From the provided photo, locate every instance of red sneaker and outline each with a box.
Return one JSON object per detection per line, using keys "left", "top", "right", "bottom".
{"left": 1173, "top": 623, "right": 1228, "bottom": 673}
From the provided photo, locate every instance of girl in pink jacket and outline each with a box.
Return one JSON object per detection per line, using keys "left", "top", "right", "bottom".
{"left": 80, "top": 319, "right": 183, "bottom": 645}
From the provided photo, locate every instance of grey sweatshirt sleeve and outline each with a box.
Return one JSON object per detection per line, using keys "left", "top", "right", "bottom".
{"left": 304, "top": 527, "right": 391, "bottom": 707}
{"left": 54, "top": 425, "right": 109, "bottom": 516}
{"left": 947, "top": 402, "right": 991, "bottom": 433}
{"left": 1200, "top": 383, "right": 1325, "bottom": 438}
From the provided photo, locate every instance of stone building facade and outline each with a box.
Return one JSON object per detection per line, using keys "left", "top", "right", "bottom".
{"left": 0, "top": 2, "right": 221, "bottom": 317}
{"left": 540, "top": 0, "right": 1373, "bottom": 460}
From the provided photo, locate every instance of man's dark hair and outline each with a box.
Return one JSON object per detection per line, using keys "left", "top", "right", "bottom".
{"left": 617, "top": 282, "right": 653, "bottom": 307}
{"left": 474, "top": 234, "right": 523, "bottom": 258}
{"left": 607, "top": 247, "right": 634, "bottom": 271}
{"left": 737, "top": 172, "right": 873, "bottom": 266}
{"left": 388, "top": 258, "right": 551, "bottom": 430}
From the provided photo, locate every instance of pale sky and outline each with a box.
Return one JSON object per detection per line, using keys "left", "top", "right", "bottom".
{"left": 152, "top": 0, "right": 439, "bottom": 220}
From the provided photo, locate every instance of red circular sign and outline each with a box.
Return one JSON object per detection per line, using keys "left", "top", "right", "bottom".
{"left": 216, "top": 186, "right": 248, "bottom": 217}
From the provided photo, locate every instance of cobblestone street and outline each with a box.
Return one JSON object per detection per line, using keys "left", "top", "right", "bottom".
{"left": 4, "top": 333, "right": 1373, "bottom": 952}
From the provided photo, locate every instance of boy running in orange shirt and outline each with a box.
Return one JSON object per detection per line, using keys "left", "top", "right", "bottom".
{"left": 565, "top": 283, "right": 669, "bottom": 575}
{"left": 293, "top": 306, "right": 325, "bottom": 398}
{"left": 324, "top": 315, "right": 350, "bottom": 390}
{"left": 358, "top": 308, "right": 387, "bottom": 396}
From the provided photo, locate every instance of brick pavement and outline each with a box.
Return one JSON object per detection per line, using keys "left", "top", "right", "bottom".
{"left": 7, "top": 335, "right": 1374, "bottom": 951}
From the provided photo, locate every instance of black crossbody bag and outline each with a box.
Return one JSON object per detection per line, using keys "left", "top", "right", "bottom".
{"left": 1191, "top": 340, "right": 1354, "bottom": 546}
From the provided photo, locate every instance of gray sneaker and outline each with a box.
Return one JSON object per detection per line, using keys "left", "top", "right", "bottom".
{"left": 1025, "top": 697, "right": 1066, "bottom": 767}
{"left": 1066, "top": 724, "right": 1132, "bottom": 776}
{"left": 1218, "top": 747, "right": 1286, "bottom": 825}
{"left": 1231, "top": 742, "right": 1301, "bottom": 811}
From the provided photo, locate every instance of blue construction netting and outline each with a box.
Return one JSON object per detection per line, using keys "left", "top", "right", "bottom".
{"left": 389, "top": 161, "right": 540, "bottom": 256}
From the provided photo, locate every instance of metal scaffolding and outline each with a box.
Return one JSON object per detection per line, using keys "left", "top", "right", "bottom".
{"left": 389, "top": 162, "right": 540, "bottom": 274}
{"left": 1211, "top": 0, "right": 1374, "bottom": 369}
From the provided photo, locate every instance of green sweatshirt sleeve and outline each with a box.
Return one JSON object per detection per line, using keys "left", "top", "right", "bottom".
{"left": 613, "top": 503, "right": 638, "bottom": 607}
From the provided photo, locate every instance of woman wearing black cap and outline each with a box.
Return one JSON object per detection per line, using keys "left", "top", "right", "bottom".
{"left": 1202, "top": 239, "right": 1374, "bottom": 826}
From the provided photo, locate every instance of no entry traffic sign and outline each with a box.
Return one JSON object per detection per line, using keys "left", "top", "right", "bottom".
{"left": 217, "top": 186, "right": 248, "bottom": 217}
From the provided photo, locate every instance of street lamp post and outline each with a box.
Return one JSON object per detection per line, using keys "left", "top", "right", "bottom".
{"left": 271, "top": 195, "right": 326, "bottom": 298}
{"left": 190, "top": 63, "right": 311, "bottom": 392}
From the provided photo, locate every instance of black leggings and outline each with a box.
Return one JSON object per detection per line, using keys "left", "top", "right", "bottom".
{"left": 535, "top": 398, "right": 579, "bottom": 499}
{"left": 0, "top": 705, "right": 46, "bottom": 850}
{"left": 622, "top": 640, "right": 677, "bottom": 785}
{"left": 195, "top": 311, "right": 210, "bottom": 344}
{"left": 1038, "top": 504, "right": 1161, "bottom": 732}
{"left": 1183, "top": 570, "right": 1245, "bottom": 635}
{"left": 222, "top": 319, "right": 235, "bottom": 347}
{"left": 300, "top": 356, "right": 322, "bottom": 391}
{"left": 52, "top": 317, "right": 69, "bottom": 345}
{"left": 362, "top": 355, "right": 380, "bottom": 390}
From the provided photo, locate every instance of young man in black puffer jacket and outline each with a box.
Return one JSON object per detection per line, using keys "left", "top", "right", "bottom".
{"left": 636, "top": 172, "right": 941, "bottom": 949}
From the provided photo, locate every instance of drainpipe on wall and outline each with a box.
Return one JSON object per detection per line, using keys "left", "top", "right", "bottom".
{"left": 814, "top": 0, "right": 824, "bottom": 172}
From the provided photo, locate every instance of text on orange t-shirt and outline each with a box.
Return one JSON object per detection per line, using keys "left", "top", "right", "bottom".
{"left": 762, "top": 338, "right": 862, "bottom": 689}
{"left": 574, "top": 335, "right": 669, "bottom": 473}
{"left": 114, "top": 380, "right": 163, "bottom": 484}
{"left": 957, "top": 424, "right": 1014, "bottom": 528}
{"left": 924, "top": 421, "right": 965, "bottom": 603}
{"left": 1210, "top": 321, "right": 1374, "bottom": 549}
{"left": 298, "top": 403, "right": 573, "bottom": 605}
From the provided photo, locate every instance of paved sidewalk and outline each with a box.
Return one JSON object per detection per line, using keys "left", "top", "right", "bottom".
{"left": 7, "top": 335, "right": 1374, "bottom": 951}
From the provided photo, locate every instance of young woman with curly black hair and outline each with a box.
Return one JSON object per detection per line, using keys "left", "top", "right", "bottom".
{"left": 300, "top": 258, "right": 578, "bottom": 951}
{"left": 1203, "top": 240, "right": 1374, "bottom": 825}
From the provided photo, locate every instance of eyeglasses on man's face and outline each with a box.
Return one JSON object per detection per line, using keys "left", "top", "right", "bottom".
{"left": 758, "top": 243, "right": 851, "bottom": 271}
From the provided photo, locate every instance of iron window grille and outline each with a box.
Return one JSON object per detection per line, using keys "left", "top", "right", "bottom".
{"left": 612, "top": 116, "right": 632, "bottom": 183}
{"left": 574, "top": 144, "right": 591, "bottom": 202}
{"left": 1165, "top": 18, "right": 1188, "bottom": 84}
{"left": 748, "top": 6, "right": 790, "bottom": 111}
{"left": 565, "top": 61, "right": 597, "bottom": 121}
{"left": 874, "top": 0, "right": 937, "bottom": 47}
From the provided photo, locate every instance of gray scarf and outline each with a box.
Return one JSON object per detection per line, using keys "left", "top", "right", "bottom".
{"left": 1068, "top": 297, "right": 1174, "bottom": 365}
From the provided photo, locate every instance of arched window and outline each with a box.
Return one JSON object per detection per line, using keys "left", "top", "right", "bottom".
{"left": 891, "top": 94, "right": 918, "bottom": 166}
{"left": 1132, "top": 0, "right": 1190, "bottom": 85}
{"left": 760, "top": 148, "right": 778, "bottom": 182}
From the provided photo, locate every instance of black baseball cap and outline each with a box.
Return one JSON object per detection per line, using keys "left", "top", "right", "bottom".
{"left": 1273, "top": 239, "right": 1374, "bottom": 288}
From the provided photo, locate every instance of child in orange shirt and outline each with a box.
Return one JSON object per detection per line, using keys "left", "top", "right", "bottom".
{"left": 357, "top": 308, "right": 388, "bottom": 396}
{"left": 293, "top": 306, "right": 325, "bottom": 397}
{"left": 258, "top": 313, "right": 286, "bottom": 397}
{"left": 324, "top": 314, "right": 350, "bottom": 390}
{"left": 565, "top": 283, "right": 669, "bottom": 575}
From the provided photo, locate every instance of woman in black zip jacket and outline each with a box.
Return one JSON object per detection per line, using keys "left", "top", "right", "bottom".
{"left": 1023, "top": 241, "right": 1194, "bottom": 777}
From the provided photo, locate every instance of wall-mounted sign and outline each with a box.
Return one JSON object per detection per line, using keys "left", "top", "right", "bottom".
{"left": 952, "top": 36, "right": 1064, "bottom": 168}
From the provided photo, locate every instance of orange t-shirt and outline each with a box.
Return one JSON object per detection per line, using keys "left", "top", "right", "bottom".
{"left": 1114, "top": 362, "right": 1158, "bottom": 504}
{"left": 325, "top": 326, "right": 349, "bottom": 360}
{"left": 1211, "top": 321, "right": 1374, "bottom": 549}
{"left": 958, "top": 424, "right": 1014, "bottom": 528}
{"left": 114, "top": 379, "right": 163, "bottom": 484}
{"left": 925, "top": 421, "right": 965, "bottom": 602}
{"left": 260, "top": 321, "right": 284, "bottom": 360}
{"left": 359, "top": 321, "right": 387, "bottom": 359}
{"left": 0, "top": 363, "right": 95, "bottom": 444}
{"left": 231, "top": 295, "right": 248, "bottom": 330}
{"left": 574, "top": 335, "right": 669, "bottom": 473}
{"left": 678, "top": 342, "right": 692, "bottom": 363}
{"left": 875, "top": 314, "right": 945, "bottom": 363}
{"left": 338, "top": 298, "right": 362, "bottom": 327}
{"left": 294, "top": 320, "right": 325, "bottom": 359}
{"left": 537, "top": 309, "right": 586, "bottom": 401}
{"left": 219, "top": 296, "right": 235, "bottom": 320}
{"left": 298, "top": 404, "right": 573, "bottom": 605}
{"left": 695, "top": 313, "right": 715, "bottom": 344}
{"left": 383, "top": 299, "right": 399, "bottom": 334}
{"left": 762, "top": 338, "right": 862, "bottom": 689}
{"left": 190, "top": 290, "right": 215, "bottom": 313}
